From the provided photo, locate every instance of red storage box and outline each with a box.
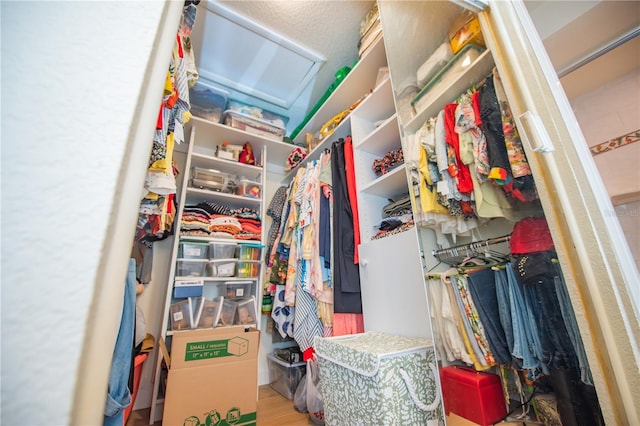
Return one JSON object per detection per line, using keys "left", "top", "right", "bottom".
{"left": 440, "top": 366, "right": 507, "bottom": 426}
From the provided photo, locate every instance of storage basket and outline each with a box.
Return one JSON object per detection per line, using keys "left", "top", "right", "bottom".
{"left": 315, "top": 332, "right": 444, "bottom": 425}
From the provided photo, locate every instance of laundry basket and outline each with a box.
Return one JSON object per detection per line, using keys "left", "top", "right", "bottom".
{"left": 314, "top": 332, "right": 444, "bottom": 425}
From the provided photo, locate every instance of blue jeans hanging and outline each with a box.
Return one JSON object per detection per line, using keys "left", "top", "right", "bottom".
{"left": 466, "top": 268, "right": 512, "bottom": 366}
{"left": 104, "top": 258, "right": 136, "bottom": 426}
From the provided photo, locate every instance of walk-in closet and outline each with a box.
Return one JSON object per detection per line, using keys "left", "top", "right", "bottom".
{"left": 3, "top": 1, "right": 637, "bottom": 426}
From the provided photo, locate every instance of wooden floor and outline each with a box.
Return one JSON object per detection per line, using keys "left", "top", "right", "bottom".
{"left": 126, "top": 385, "right": 521, "bottom": 426}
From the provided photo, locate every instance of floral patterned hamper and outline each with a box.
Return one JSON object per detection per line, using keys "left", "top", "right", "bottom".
{"left": 314, "top": 332, "right": 444, "bottom": 426}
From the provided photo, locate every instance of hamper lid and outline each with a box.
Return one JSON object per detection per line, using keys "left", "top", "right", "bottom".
{"left": 510, "top": 216, "right": 555, "bottom": 254}
{"left": 314, "top": 332, "right": 432, "bottom": 377}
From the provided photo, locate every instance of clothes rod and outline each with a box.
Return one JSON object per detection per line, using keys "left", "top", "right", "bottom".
{"left": 432, "top": 234, "right": 511, "bottom": 258}
{"left": 557, "top": 26, "right": 640, "bottom": 78}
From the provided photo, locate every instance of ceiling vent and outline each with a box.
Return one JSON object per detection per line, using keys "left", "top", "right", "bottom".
{"left": 193, "top": 1, "right": 326, "bottom": 108}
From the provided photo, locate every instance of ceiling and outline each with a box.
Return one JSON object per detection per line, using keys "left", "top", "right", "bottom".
{"left": 189, "top": 0, "right": 639, "bottom": 136}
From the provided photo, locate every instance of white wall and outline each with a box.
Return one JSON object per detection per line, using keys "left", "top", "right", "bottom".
{"left": 568, "top": 70, "right": 640, "bottom": 315}
{"left": 0, "top": 1, "right": 177, "bottom": 424}
{"left": 569, "top": 71, "right": 640, "bottom": 199}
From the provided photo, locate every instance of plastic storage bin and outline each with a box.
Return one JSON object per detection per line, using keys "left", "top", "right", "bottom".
{"left": 220, "top": 299, "right": 237, "bottom": 326}
{"left": 236, "top": 261, "right": 260, "bottom": 278}
{"left": 176, "top": 259, "right": 208, "bottom": 277}
{"left": 315, "top": 332, "right": 444, "bottom": 425}
{"left": 169, "top": 300, "right": 192, "bottom": 330}
{"left": 440, "top": 366, "right": 507, "bottom": 426}
{"left": 237, "top": 244, "right": 261, "bottom": 261}
{"left": 189, "top": 167, "right": 237, "bottom": 193}
{"left": 227, "top": 99, "right": 288, "bottom": 129}
{"left": 196, "top": 296, "right": 223, "bottom": 328}
{"left": 189, "top": 82, "right": 229, "bottom": 123}
{"left": 173, "top": 280, "right": 204, "bottom": 298}
{"left": 225, "top": 281, "right": 253, "bottom": 299}
{"left": 267, "top": 352, "right": 306, "bottom": 400}
{"left": 235, "top": 297, "right": 258, "bottom": 325}
{"left": 236, "top": 179, "right": 262, "bottom": 198}
{"left": 210, "top": 242, "right": 237, "bottom": 259}
{"left": 412, "top": 43, "right": 485, "bottom": 113}
{"left": 178, "top": 241, "right": 209, "bottom": 259}
{"left": 208, "top": 259, "right": 236, "bottom": 277}
{"left": 224, "top": 111, "right": 286, "bottom": 141}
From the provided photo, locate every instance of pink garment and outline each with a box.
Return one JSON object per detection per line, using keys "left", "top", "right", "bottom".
{"left": 332, "top": 313, "right": 364, "bottom": 336}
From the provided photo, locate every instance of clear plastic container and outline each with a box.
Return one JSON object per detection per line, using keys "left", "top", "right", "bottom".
{"left": 236, "top": 179, "right": 262, "bottom": 199}
{"left": 169, "top": 300, "right": 191, "bottom": 330}
{"left": 226, "top": 99, "right": 288, "bottom": 130}
{"left": 210, "top": 242, "right": 237, "bottom": 259}
{"left": 220, "top": 299, "right": 237, "bottom": 326}
{"left": 224, "top": 110, "right": 286, "bottom": 141}
{"left": 237, "top": 261, "right": 260, "bottom": 278}
{"left": 235, "top": 297, "right": 258, "bottom": 325}
{"left": 225, "top": 281, "right": 253, "bottom": 299}
{"left": 196, "top": 296, "right": 223, "bottom": 328}
{"left": 190, "top": 167, "right": 237, "bottom": 193}
{"left": 237, "top": 244, "right": 261, "bottom": 261}
{"left": 189, "top": 82, "right": 229, "bottom": 123}
{"left": 209, "top": 259, "right": 236, "bottom": 277}
{"left": 412, "top": 44, "right": 485, "bottom": 113}
{"left": 177, "top": 241, "right": 209, "bottom": 259}
{"left": 175, "top": 259, "right": 208, "bottom": 277}
{"left": 267, "top": 353, "right": 307, "bottom": 400}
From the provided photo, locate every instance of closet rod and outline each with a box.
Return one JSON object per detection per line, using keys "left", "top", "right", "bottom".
{"left": 432, "top": 234, "right": 511, "bottom": 259}
{"left": 557, "top": 26, "right": 640, "bottom": 78}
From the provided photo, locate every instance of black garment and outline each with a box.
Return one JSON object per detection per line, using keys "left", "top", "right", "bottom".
{"left": 516, "top": 251, "right": 579, "bottom": 371}
{"left": 265, "top": 186, "right": 288, "bottom": 262}
{"left": 331, "top": 139, "right": 362, "bottom": 313}
{"left": 479, "top": 77, "right": 536, "bottom": 198}
{"left": 479, "top": 76, "right": 511, "bottom": 173}
{"left": 549, "top": 367, "right": 605, "bottom": 426}
{"left": 319, "top": 189, "right": 331, "bottom": 269}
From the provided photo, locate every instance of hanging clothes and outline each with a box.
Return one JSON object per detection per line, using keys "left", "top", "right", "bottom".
{"left": 427, "top": 277, "right": 472, "bottom": 364}
{"left": 478, "top": 76, "right": 511, "bottom": 183}
{"left": 265, "top": 186, "right": 288, "bottom": 262}
{"left": 343, "top": 136, "right": 361, "bottom": 264}
{"left": 103, "top": 259, "right": 137, "bottom": 426}
{"left": 466, "top": 268, "right": 512, "bottom": 366}
{"left": 443, "top": 102, "right": 474, "bottom": 195}
{"left": 331, "top": 139, "right": 362, "bottom": 314}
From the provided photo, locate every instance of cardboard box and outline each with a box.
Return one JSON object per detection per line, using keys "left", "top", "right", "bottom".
{"left": 162, "top": 327, "right": 260, "bottom": 426}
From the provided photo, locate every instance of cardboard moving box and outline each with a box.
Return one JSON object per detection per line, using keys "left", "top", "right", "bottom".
{"left": 162, "top": 327, "right": 260, "bottom": 426}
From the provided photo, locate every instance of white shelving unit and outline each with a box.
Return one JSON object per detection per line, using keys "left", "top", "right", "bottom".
{"left": 285, "top": 36, "right": 389, "bottom": 179}
{"left": 186, "top": 116, "right": 295, "bottom": 171}
{"left": 149, "top": 117, "right": 268, "bottom": 423}
{"left": 348, "top": 40, "right": 435, "bottom": 344}
{"left": 351, "top": 77, "right": 406, "bottom": 241}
